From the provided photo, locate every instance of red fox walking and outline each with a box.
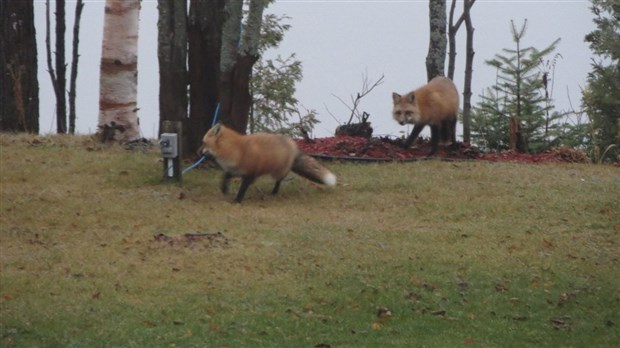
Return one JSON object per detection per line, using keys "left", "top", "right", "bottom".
{"left": 392, "top": 76, "right": 459, "bottom": 156}
{"left": 201, "top": 123, "right": 336, "bottom": 203}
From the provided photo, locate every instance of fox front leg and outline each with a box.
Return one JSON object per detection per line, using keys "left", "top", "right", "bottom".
{"left": 234, "top": 176, "right": 256, "bottom": 203}
{"left": 221, "top": 172, "right": 234, "bottom": 194}
{"left": 403, "top": 124, "right": 425, "bottom": 148}
{"left": 271, "top": 179, "right": 283, "bottom": 195}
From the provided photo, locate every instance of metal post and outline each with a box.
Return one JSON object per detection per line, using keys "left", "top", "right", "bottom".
{"left": 160, "top": 120, "right": 183, "bottom": 183}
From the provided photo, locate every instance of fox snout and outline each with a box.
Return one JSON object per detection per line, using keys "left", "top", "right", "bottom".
{"left": 398, "top": 121, "right": 405, "bottom": 126}
{"left": 197, "top": 144, "right": 214, "bottom": 157}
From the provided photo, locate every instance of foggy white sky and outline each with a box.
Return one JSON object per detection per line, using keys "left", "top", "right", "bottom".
{"left": 33, "top": 0, "right": 595, "bottom": 139}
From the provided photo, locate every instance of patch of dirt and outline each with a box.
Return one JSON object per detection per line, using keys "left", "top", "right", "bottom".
{"left": 153, "top": 232, "right": 231, "bottom": 250}
{"left": 296, "top": 136, "right": 591, "bottom": 164}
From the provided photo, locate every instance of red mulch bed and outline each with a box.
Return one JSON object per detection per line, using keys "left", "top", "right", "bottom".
{"left": 296, "top": 136, "right": 591, "bottom": 164}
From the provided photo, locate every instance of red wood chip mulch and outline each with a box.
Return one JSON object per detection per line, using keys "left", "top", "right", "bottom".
{"left": 295, "top": 136, "right": 591, "bottom": 164}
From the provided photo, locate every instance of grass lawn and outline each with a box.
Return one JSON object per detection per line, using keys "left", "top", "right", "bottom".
{"left": 1, "top": 134, "right": 619, "bottom": 347}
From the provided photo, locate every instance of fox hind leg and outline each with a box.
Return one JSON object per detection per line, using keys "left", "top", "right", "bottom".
{"left": 428, "top": 125, "right": 440, "bottom": 156}
{"left": 440, "top": 119, "right": 452, "bottom": 145}
{"left": 445, "top": 116, "right": 458, "bottom": 154}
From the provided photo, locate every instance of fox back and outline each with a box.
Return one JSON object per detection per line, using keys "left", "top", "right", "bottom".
{"left": 202, "top": 124, "right": 297, "bottom": 180}
{"left": 392, "top": 76, "right": 459, "bottom": 127}
{"left": 201, "top": 124, "right": 336, "bottom": 203}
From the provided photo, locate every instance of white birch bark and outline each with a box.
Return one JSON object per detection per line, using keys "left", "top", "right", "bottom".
{"left": 98, "top": 0, "right": 141, "bottom": 142}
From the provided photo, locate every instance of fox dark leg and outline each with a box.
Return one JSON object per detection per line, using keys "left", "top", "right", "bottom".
{"left": 271, "top": 179, "right": 282, "bottom": 195}
{"left": 428, "top": 125, "right": 440, "bottom": 156}
{"left": 221, "top": 172, "right": 234, "bottom": 194}
{"left": 234, "top": 176, "right": 255, "bottom": 203}
{"left": 403, "top": 124, "right": 426, "bottom": 148}
{"left": 450, "top": 116, "right": 457, "bottom": 145}
{"left": 440, "top": 119, "right": 452, "bottom": 144}
{"left": 447, "top": 116, "right": 459, "bottom": 154}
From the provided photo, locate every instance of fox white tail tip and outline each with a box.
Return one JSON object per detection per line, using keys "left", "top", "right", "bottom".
{"left": 323, "top": 172, "right": 337, "bottom": 187}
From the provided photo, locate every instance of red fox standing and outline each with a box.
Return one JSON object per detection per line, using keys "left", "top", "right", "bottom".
{"left": 392, "top": 76, "right": 459, "bottom": 156}
{"left": 201, "top": 123, "right": 337, "bottom": 203}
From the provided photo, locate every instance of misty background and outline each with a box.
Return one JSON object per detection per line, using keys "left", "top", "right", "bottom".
{"left": 33, "top": 0, "right": 595, "bottom": 138}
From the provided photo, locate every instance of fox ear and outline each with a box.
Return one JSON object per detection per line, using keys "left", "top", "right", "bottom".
{"left": 392, "top": 92, "right": 401, "bottom": 103}
{"left": 407, "top": 93, "right": 416, "bottom": 103}
{"left": 210, "top": 123, "right": 222, "bottom": 136}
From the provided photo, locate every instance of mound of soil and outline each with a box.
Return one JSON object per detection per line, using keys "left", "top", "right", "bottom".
{"left": 296, "top": 136, "right": 590, "bottom": 164}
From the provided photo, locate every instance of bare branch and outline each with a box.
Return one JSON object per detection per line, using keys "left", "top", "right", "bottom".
{"left": 323, "top": 102, "right": 341, "bottom": 124}
{"left": 45, "top": 0, "right": 58, "bottom": 98}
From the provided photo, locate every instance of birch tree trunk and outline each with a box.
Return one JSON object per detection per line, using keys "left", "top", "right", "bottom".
{"left": 98, "top": 0, "right": 141, "bottom": 142}
{"left": 0, "top": 0, "right": 39, "bottom": 133}
{"left": 426, "top": 0, "right": 447, "bottom": 81}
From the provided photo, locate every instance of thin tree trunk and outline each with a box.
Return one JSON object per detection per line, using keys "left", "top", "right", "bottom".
{"left": 98, "top": 0, "right": 141, "bottom": 142}
{"left": 447, "top": 0, "right": 458, "bottom": 80}
{"left": 55, "top": 0, "right": 67, "bottom": 133}
{"left": 0, "top": 0, "right": 39, "bottom": 133}
{"left": 187, "top": 0, "right": 224, "bottom": 154}
{"left": 68, "top": 0, "right": 84, "bottom": 134}
{"left": 462, "top": 0, "right": 475, "bottom": 144}
{"left": 157, "top": 0, "right": 188, "bottom": 155}
{"left": 426, "top": 0, "right": 446, "bottom": 81}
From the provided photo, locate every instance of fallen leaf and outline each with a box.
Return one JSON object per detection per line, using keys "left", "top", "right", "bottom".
{"left": 371, "top": 321, "right": 382, "bottom": 330}
{"left": 377, "top": 306, "right": 393, "bottom": 319}
{"left": 495, "top": 284, "right": 509, "bottom": 292}
{"left": 557, "top": 292, "right": 576, "bottom": 306}
{"left": 543, "top": 239, "right": 555, "bottom": 250}
{"left": 464, "top": 337, "right": 474, "bottom": 345}
{"left": 550, "top": 316, "right": 572, "bottom": 330}
{"left": 315, "top": 344, "right": 331, "bottom": 348}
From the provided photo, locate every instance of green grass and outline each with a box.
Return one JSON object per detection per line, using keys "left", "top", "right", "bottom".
{"left": 1, "top": 134, "right": 619, "bottom": 347}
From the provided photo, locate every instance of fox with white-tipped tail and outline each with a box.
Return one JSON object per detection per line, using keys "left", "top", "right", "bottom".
{"left": 201, "top": 123, "right": 336, "bottom": 203}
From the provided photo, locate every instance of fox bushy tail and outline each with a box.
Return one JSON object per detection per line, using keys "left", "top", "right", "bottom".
{"left": 292, "top": 153, "right": 337, "bottom": 187}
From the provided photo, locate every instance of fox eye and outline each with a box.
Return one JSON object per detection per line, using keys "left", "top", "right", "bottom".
{"left": 405, "top": 111, "right": 413, "bottom": 116}
{"left": 395, "top": 111, "right": 401, "bottom": 116}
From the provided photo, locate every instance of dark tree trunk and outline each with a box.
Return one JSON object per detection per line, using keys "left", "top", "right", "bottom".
{"left": 218, "top": 0, "right": 243, "bottom": 133}
{"left": 55, "top": 0, "right": 67, "bottom": 134}
{"left": 218, "top": 0, "right": 265, "bottom": 135}
{"left": 68, "top": 0, "right": 84, "bottom": 134}
{"left": 0, "top": 0, "right": 39, "bottom": 133}
{"left": 187, "top": 0, "right": 225, "bottom": 155}
{"left": 426, "top": 0, "right": 447, "bottom": 81}
{"left": 158, "top": 0, "right": 188, "bottom": 155}
{"left": 462, "top": 0, "right": 475, "bottom": 144}
{"left": 222, "top": 53, "right": 258, "bottom": 134}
